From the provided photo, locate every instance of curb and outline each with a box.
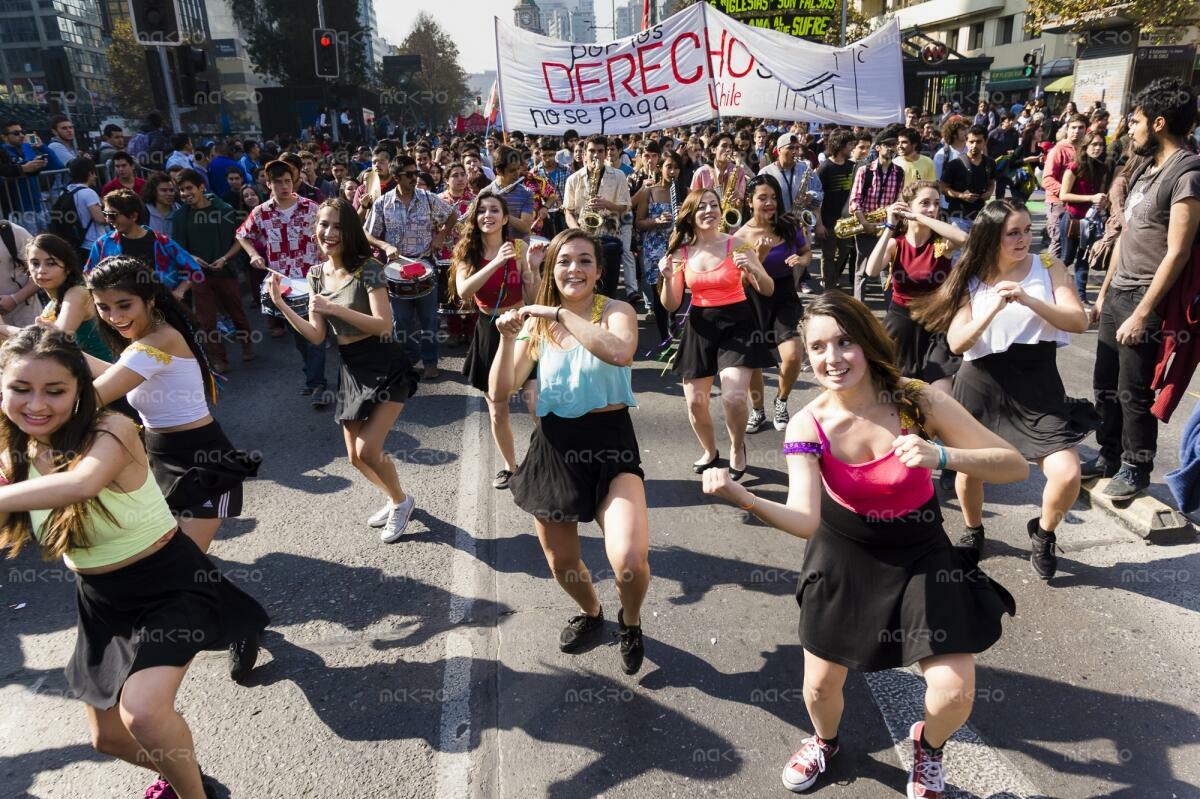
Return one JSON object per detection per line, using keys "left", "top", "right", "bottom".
{"left": 1081, "top": 478, "right": 1197, "bottom": 545}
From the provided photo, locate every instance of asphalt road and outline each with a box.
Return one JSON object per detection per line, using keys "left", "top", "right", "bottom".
{"left": 2, "top": 210, "right": 1199, "bottom": 799}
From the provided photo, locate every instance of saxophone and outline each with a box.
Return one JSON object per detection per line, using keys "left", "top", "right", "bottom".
{"left": 719, "top": 160, "right": 743, "bottom": 232}
{"left": 669, "top": 180, "right": 678, "bottom": 222}
{"left": 834, "top": 207, "right": 887, "bottom": 239}
{"left": 579, "top": 164, "right": 605, "bottom": 236}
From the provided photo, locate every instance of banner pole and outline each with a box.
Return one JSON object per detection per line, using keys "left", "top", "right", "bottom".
{"left": 493, "top": 16, "right": 508, "bottom": 134}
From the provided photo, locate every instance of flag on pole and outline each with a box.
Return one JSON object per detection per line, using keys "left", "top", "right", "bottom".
{"left": 642, "top": 0, "right": 651, "bottom": 29}
{"left": 483, "top": 80, "right": 499, "bottom": 124}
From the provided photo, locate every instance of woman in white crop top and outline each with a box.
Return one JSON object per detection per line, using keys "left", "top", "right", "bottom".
{"left": 82, "top": 256, "right": 260, "bottom": 554}
{"left": 912, "top": 201, "right": 1097, "bottom": 581}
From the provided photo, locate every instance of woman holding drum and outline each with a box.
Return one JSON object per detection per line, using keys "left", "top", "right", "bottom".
{"left": 452, "top": 192, "right": 543, "bottom": 490}
{"left": 269, "top": 198, "right": 420, "bottom": 543}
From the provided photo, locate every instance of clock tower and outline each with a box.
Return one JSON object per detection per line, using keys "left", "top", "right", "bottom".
{"left": 514, "top": 0, "right": 544, "bottom": 34}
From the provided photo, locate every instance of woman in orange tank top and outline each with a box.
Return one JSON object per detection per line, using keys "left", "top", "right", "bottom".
{"left": 658, "top": 188, "right": 775, "bottom": 481}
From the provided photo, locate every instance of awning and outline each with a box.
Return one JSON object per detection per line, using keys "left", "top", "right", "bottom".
{"left": 1045, "top": 75, "right": 1074, "bottom": 93}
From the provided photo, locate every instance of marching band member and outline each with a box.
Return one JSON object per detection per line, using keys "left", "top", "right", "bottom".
{"left": 270, "top": 198, "right": 420, "bottom": 542}
{"left": 563, "top": 135, "right": 631, "bottom": 296}
{"left": 690, "top": 132, "right": 750, "bottom": 230}
{"left": 659, "top": 188, "right": 775, "bottom": 480}
{"left": 633, "top": 152, "right": 683, "bottom": 340}
{"left": 438, "top": 162, "right": 477, "bottom": 346}
{"left": 490, "top": 229, "right": 649, "bottom": 675}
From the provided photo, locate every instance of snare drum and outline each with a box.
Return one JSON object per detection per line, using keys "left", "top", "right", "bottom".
{"left": 435, "top": 258, "right": 452, "bottom": 306}
{"left": 261, "top": 277, "right": 310, "bottom": 319}
{"left": 384, "top": 258, "right": 436, "bottom": 300}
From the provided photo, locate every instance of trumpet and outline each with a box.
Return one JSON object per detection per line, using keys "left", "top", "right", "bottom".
{"left": 719, "top": 160, "right": 743, "bottom": 232}
{"left": 834, "top": 207, "right": 887, "bottom": 239}
{"left": 579, "top": 164, "right": 605, "bottom": 236}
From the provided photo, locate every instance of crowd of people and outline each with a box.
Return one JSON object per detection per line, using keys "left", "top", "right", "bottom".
{"left": 0, "top": 77, "right": 1198, "bottom": 799}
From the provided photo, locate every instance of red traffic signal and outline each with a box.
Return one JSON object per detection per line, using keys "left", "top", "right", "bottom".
{"left": 314, "top": 28, "right": 339, "bottom": 79}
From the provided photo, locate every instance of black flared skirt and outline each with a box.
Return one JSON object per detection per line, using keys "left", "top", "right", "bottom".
{"left": 674, "top": 301, "right": 776, "bottom": 379}
{"left": 953, "top": 341, "right": 1099, "bottom": 460}
{"left": 336, "top": 336, "right": 419, "bottom": 422}
{"left": 66, "top": 532, "right": 270, "bottom": 708}
{"left": 144, "top": 421, "right": 261, "bottom": 519}
{"left": 747, "top": 275, "right": 804, "bottom": 350}
{"left": 510, "top": 408, "right": 644, "bottom": 524}
{"left": 796, "top": 492, "right": 1015, "bottom": 672}
{"left": 884, "top": 303, "right": 961, "bottom": 383}
{"left": 463, "top": 307, "right": 535, "bottom": 393}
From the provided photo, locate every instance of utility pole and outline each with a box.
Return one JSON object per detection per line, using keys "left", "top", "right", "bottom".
{"left": 158, "top": 49, "right": 182, "bottom": 132}
{"left": 317, "top": 0, "right": 340, "bottom": 143}
{"left": 1034, "top": 43, "right": 1047, "bottom": 100}
{"left": 840, "top": 0, "right": 848, "bottom": 46}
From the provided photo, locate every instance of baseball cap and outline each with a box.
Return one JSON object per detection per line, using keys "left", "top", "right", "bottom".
{"left": 775, "top": 133, "right": 801, "bottom": 152}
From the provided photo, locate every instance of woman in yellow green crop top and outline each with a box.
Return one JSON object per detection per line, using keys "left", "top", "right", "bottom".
{"left": 268, "top": 197, "right": 419, "bottom": 542}
{"left": 0, "top": 326, "right": 268, "bottom": 799}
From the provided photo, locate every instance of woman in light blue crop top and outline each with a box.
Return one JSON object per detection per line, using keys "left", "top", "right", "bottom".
{"left": 82, "top": 256, "right": 261, "bottom": 555}
{"left": 0, "top": 326, "right": 268, "bottom": 799}
{"left": 490, "top": 228, "right": 651, "bottom": 676}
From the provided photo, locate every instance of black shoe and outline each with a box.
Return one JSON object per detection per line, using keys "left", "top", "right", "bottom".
{"left": 311, "top": 387, "right": 331, "bottom": 408}
{"left": 692, "top": 450, "right": 720, "bottom": 474}
{"left": 1028, "top": 518, "right": 1058, "bottom": 580}
{"left": 559, "top": 609, "right": 604, "bottom": 653}
{"left": 1102, "top": 464, "right": 1150, "bottom": 499}
{"left": 1081, "top": 455, "right": 1119, "bottom": 480}
{"left": 729, "top": 444, "right": 748, "bottom": 482}
{"left": 492, "top": 469, "right": 513, "bottom": 490}
{"left": 228, "top": 633, "right": 261, "bottom": 683}
{"left": 617, "top": 608, "right": 644, "bottom": 675}
{"left": 300, "top": 385, "right": 316, "bottom": 396}
{"left": 958, "top": 526, "right": 985, "bottom": 555}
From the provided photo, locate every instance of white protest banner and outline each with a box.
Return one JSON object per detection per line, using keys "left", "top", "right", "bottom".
{"left": 493, "top": 4, "right": 903, "bottom": 136}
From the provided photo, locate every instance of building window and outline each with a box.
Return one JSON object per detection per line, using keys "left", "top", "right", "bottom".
{"left": 995, "top": 15, "right": 1014, "bottom": 46}
{"left": 0, "top": 16, "right": 39, "bottom": 42}
{"left": 1024, "top": 15, "right": 1040, "bottom": 40}
{"left": 968, "top": 22, "right": 984, "bottom": 50}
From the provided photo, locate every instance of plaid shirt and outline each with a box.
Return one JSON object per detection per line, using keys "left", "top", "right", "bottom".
{"left": 235, "top": 196, "right": 320, "bottom": 280}
{"left": 849, "top": 160, "right": 903, "bottom": 214}
{"left": 535, "top": 164, "right": 571, "bottom": 202}
{"left": 365, "top": 187, "right": 454, "bottom": 258}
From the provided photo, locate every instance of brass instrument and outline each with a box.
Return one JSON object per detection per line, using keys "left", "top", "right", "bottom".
{"left": 719, "top": 160, "right": 743, "bottom": 232}
{"left": 579, "top": 165, "right": 605, "bottom": 236}
{"left": 798, "top": 209, "right": 817, "bottom": 229}
{"left": 834, "top": 207, "right": 887, "bottom": 239}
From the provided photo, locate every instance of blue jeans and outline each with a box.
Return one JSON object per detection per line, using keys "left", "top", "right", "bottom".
{"left": 391, "top": 290, "right": 439, "bottom": 367}
{"left": 291, "top": 326, "right": 326, "bottom": 389}
{"left": 1058, "top": 212, "right": 1088, "bottom": 301}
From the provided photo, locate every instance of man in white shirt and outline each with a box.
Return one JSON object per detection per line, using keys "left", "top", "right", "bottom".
{"left": 46, "top": 115, "right": 78, "bottom": 165}
{"left": 0, "top": 219, "right": 41, "bottom": 326}
{"left": 564, "top": 134, "right": 631, "bottom": 295}
{"left": 165, "top": 133, "right": 197, "bottom": 172}
{"left": 64, "top": 158, "right": 106, "bottom": 260}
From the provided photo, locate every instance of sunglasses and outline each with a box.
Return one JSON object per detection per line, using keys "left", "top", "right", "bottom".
{"left": 102, "top": 211, "right": 120, "bottom": 220}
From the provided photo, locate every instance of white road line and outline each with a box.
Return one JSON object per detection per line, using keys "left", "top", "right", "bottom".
{"left": 863, "top": 668, "right": 1043, "bottom": 798}
{"left": 435, "top": 394, "right": 484, "bottom": 799}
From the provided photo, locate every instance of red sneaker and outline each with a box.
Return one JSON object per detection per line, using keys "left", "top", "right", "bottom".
{"left": 907, "top": 721, "right": 946, "bottom": 799}
{"left": 781, "top": 735, "right": 839, "bottom": 792}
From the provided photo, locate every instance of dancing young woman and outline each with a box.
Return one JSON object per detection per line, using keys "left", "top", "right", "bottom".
{"left": 913, "top": 201, "right": 1095, "bottom": 575}
{"left": 735, "top": 174, "right": 811, "bottom": 434}
{"left": 490, "top": 228, "right": 648, "bottom": 674}
{"left": 703, "top": 292, "right": 1025, "bottom": 797}
{"left": 0, "top": 327, "right": 268, "bottom": 799}
{"left": 633, "top": 150, "right": 684, "bottom": 341}
{"left": 269, "top": 197, "right": 420, "bottom": 542}
{"left": 659, "top": 188, "right": 775, "bottom": 480}
{"left": 451, "top": 191, "right": 542, "bottom": 490}
{"left": 82, "top": 257, "right": 260, "bottom": 555}
{"left": 863, "top": 180, "right": 968, "bottom": 393}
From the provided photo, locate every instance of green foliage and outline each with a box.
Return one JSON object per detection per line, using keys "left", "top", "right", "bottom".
{"left": 229, "top": 0, "right": 373, "bottom": 85}
{"left": 1024, "top": 0, "right": 1198, "bottom": 40}
{"left": 393, "top": 12, "right": 472, "bottom": 130}
{"left": 104, "top": 19, "right": 156, "bottom": 119}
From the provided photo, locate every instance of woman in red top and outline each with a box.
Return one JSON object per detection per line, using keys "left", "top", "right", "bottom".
{"left": 863, "top": 180, "right": 967, "bottom": 393}
{"left": 659, "top": 188, "right": 775, "bottom": 480}
{"left": 1059, "top": 132, "right": 1110, "bottom": 303}
{"left": 438, "top": 163, "right": 476, "bottom": 345}
{"left": 452, "top": 192, "right": 543, "bottom": 489}
{"left": 702, "top": 292, "right": 1024, "bottom": 798}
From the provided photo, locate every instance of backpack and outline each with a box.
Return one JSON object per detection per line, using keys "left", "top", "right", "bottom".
{"left": 48, "top": 186, "right": 92, "bottom": 249}
{"left": 0, "top": 221, "right": 18, "bottom": 266}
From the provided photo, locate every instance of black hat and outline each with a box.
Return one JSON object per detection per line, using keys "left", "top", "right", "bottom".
{"left": 873, "top": 124, "right": 904, "bottom": 146}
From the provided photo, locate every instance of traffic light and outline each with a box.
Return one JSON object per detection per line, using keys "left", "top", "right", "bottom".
{"left": 476, "top": 95, "right": 482, "bottom": 106}
{"left": 129, "top": 0, "right": 182, "bottom": 46}
{"left": 1022, "top": 51, "right": 1039, "bottom": 78}
{"left": 314, "top": 28, "right": 339, "bottom": 79}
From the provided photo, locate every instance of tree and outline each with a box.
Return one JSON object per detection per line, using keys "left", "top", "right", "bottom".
{"left": 228, "top": 0, "right": 372, "bottom": 86}
{"left": 105, "top": 19, "right": 156, "bottom": 119}
{"left": 1025, "top": 0, "right": 1197, "bottom": 40}
{"left": 665, "top": 0, "right": 876, "bottom": 45}
{"left": 395, "top": 13, "right": 472, "bottom": 130}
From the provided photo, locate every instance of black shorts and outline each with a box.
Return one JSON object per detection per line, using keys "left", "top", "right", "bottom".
{"left": 144, "top": 421, "right": 260, "bottom": 519}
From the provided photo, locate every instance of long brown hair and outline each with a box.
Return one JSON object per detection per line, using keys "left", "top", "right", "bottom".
{"left": 800, "top": 292, "right": 927, "bottom": 435}
{"left": 666, "top": 188, "right": 720, "bottom": 256}
{"left": 527, "top": 229, "right": 601, "bottom": 359}
{"left": 27, "top": 233, "right": 84, "bottom": 308}
{"left": 894, "top": 179, "right": 942, "bottom": 238}
{"left": 0, "top": 327, "right": 117, "bottom": 561}
{"left": 317, "top": 196, "right": 375, "bottom": 273}
{"left": 448, "top": 192, "right": 512, "bottom": 303}
{"left": 910, "top": 200, "right": 1028, "bottom": 333}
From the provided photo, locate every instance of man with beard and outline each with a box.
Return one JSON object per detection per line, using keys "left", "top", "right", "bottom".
{"left": 1087, "top": 78, "right": 1200, "bottom": 499}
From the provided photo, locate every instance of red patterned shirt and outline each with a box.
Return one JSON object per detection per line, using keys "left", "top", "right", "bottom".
{"left": 235, "top": 196, "right": 320, "bottom": 279}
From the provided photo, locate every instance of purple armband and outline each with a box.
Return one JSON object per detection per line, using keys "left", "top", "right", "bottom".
{"left": 782, "top": 441, "right": 823, "bottom": 456}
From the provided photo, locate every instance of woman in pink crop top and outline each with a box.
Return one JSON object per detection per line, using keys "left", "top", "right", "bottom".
{"left": 702, "top": 292, "right": 1026, "bottom": 797}
{"left": 658, "top": 188, "right": 775, "bottom": 481}
{"left": 452, "top": 192, "right": 543, "bottom": 489}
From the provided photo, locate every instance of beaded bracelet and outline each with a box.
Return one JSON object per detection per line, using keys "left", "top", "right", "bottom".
{"left": 782, "top": 441, "right": 823, "bottom": 456}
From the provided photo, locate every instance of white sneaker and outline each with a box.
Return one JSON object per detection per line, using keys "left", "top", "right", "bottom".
{"left": 367, "top": 501, "right": 392, "bottom": 528}
{"left": 380, "top": 495, "right": 416, "bottom": 543}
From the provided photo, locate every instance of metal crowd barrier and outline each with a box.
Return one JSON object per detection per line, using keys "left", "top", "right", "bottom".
{"left": 2, "top": 163, "right": 113, "bottom": 235}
